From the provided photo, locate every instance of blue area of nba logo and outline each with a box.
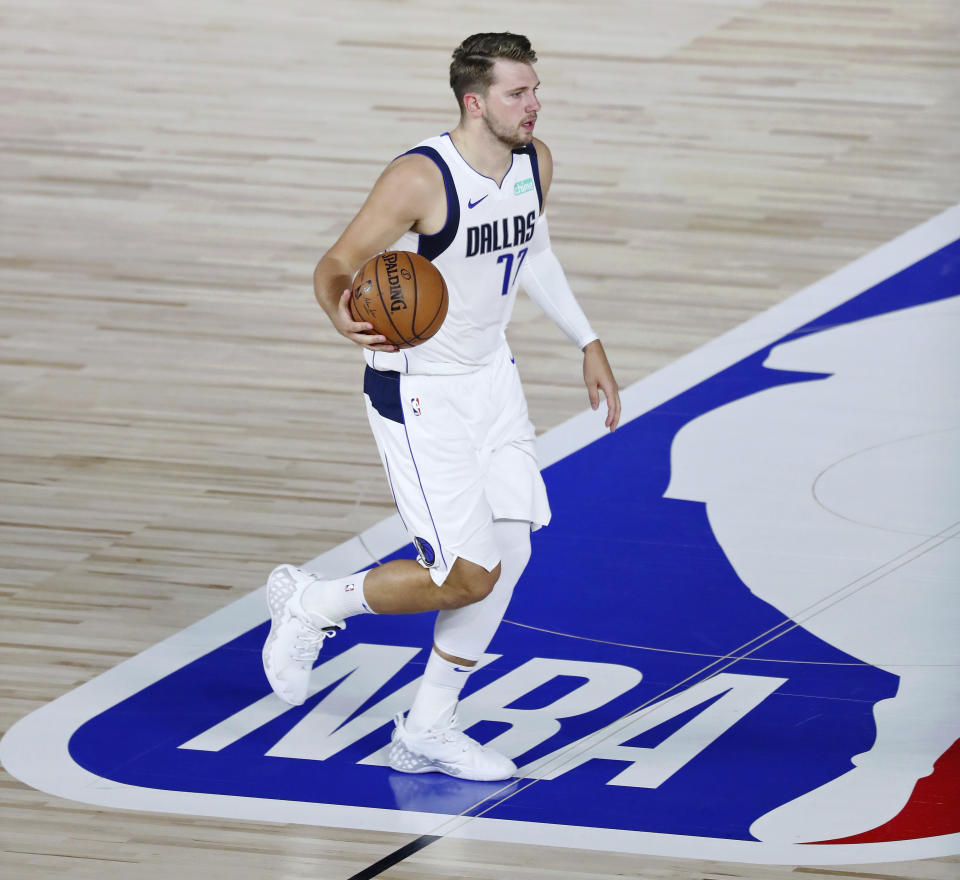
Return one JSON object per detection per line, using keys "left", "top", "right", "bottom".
{"left": 66, "top": 238, "right": 960, "bottom": 841}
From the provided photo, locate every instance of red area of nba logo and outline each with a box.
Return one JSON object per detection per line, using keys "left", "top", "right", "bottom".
{"left": 811, "top": 737, "right": 960, "bottom": 844}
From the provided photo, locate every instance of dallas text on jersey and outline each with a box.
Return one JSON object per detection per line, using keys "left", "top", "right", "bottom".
{"left": 466, "top": 210, "right": 537, "bottom": 258}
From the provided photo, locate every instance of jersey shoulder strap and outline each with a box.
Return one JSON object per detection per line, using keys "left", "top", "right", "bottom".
{"left": 402, "top": 144, "right": 460, "bottom": 261}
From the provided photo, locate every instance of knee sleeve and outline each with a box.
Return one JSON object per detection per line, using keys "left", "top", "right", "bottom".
{"left": 432, "top": 519, "right": 531, "bottom": 661}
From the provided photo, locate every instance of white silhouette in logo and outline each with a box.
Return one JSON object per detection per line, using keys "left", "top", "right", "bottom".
{"left": 665, "top": 295, "right": 960, "bottom": 843}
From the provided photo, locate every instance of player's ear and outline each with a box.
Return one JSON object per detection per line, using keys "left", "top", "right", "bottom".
{"left": 462, "top": 91, "right": 483, "bottom": 118}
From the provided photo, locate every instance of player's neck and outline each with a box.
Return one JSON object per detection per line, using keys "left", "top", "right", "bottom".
{"left": 448, "top": 124, "right": 514, "bottom": 185}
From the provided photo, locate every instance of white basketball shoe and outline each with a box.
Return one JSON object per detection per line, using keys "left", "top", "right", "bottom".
{"left": 388, "top": 713, "right": 516, "bottom": 781}
{"left": 263, "top": 564, "right": 344, "bottom": 706}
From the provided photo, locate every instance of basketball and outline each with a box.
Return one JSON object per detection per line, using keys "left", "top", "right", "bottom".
{"left": 350, "top": 251, "right": 448, "bottom": 348}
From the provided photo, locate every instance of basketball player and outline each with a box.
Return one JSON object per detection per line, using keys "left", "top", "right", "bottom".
{"left": 263, "top": 33, "right": 620, "bottom": 781}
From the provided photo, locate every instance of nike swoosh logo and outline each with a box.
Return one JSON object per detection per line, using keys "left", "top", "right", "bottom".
{"left": 467, "top": 195, "right": 488, "bottom": 209}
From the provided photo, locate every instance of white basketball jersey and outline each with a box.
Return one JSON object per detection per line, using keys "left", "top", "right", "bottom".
{"left": 365, "top": 133, "right": 543, "bottom": 375}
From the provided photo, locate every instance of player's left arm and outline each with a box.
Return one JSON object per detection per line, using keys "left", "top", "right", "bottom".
{"left": 521, "top": 138, "right": 621, "bottom": 432}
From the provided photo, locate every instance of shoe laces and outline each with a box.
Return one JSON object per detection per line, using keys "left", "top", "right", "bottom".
{"left": 290, "top": 617, "right": 338, "bottom": 663}
{"left": 428, "top": 713, "right": 473, "bottom": 750}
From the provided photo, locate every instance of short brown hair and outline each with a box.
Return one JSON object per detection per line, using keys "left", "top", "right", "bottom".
{"left": 449, "top": 33, "right": 538, "bottom": 111}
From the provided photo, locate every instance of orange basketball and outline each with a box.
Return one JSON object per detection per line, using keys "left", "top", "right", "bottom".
{"left": 349, "top": 251, "right": 448, "bottom": 348}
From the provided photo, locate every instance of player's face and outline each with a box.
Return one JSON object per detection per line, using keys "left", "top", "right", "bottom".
{"left": 481, "top": 60, "right": 541, "bottom": 149}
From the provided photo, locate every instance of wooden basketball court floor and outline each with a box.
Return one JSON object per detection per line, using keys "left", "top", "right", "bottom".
{"left": 2, "top": 1, "right": 959, "bottom": 877}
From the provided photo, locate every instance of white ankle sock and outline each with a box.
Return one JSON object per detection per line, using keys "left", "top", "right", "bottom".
{"left": 406, "top": 649, "right": 474, "bottom": 734}
{"left": 301, "top": 570, "right": 373, "bottom": 623}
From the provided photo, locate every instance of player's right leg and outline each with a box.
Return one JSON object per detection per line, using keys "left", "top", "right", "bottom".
{"left": 262, "top": 564, "right": 347, "bottom": 706}
{"left": 263, "top": 364, "right": 515, "bottom": 780}
{"left": 262, "top": 555, "right": 499, "bottom": 706}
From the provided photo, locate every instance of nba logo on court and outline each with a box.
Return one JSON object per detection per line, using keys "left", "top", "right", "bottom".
{"left": 1, "top": 214, "right": 958, "bottom": 866}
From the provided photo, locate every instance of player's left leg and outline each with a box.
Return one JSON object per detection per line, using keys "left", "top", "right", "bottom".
{"left": 406, "top": 519, "right": 532, "bottom": 731}
{"left": 386, "top": 351, "right": 548, "bottom": 778}
{"left": 389, "top": 518, "right": 532, "bottom": 780}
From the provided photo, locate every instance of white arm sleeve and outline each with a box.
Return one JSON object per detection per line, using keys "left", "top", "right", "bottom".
{"left": 517, "top": 214, "right": 599, "bottom": 350}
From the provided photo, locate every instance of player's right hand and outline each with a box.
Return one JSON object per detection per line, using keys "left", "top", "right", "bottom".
{"left": 334, "top": 289, "right": 398, "bottom": 352}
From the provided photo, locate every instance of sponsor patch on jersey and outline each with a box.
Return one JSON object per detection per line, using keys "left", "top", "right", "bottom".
{"left": 514, "top": 177, "right": 535, "bottom": 195}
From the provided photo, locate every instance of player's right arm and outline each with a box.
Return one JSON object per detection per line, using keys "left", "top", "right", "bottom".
{"left": 314, "top": 154, "right": 443, "bottom": 351}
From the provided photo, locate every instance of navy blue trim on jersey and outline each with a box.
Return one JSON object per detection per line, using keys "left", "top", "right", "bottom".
{"left": 404, "top": 146, "right": 460, "bottom": 261}
{"left": 363, "top": 366, "right": 404, "bottom": 424}
{"left": 517, "top": 143, "right": 543, "bottom": 212}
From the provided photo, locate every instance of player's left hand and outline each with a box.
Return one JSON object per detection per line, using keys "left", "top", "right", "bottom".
{"left": 582, "top": 340, "right": 620, "bottom": 432}
{"left": 334, "top": 289, "right": 398, "bottom": 352}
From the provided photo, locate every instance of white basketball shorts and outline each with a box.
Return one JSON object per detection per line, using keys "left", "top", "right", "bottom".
{"left": 363, "top": 344, "right": 551, "bottom": 586}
